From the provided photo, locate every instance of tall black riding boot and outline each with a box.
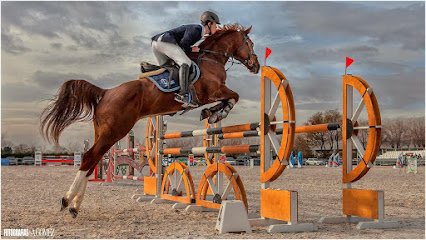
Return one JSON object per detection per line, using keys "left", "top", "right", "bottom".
{"left": 174, "top": 63, "right": 198, "bottom": 108}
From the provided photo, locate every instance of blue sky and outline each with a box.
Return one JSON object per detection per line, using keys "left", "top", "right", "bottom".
{"left": 1, "top": 1, "right": 424, "bottom": 150}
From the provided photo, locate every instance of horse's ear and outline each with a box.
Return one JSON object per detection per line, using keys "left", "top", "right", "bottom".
{"left": 244, "top": 26, "right": 252, "bottom": 34}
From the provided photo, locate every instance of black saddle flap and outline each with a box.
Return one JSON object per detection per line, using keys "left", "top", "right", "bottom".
{"left": 140, "top": 59, "right": 176, "bottom": 73}
{"left": 140, "top": 62, "right": 161, "bottom": 73}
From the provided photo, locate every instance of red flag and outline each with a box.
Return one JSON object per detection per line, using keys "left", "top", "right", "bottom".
{"left": 265, "top": 48, "right": 272, "bottom": 59}
{"left": 346, "top": 56, "right": 354, "bottom": 68}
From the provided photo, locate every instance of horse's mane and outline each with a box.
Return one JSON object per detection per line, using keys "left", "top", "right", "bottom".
{"left": 199, "top": 23, "right": 247, "bottom": 49}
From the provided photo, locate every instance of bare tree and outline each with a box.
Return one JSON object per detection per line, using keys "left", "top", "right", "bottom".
{"left": 408, "top": 117, "right": 425, "bottom": 148}
{"left": 13, "top": 144, "right": 32, "bottom": 154}
{"left": 305, "top": 112, "right": 327, "bottom": 151}
{"left": 380, "top": 123, "right": 391, "bottom": 148}
{"left": 383, "top": 119, "right": 406, "bottom": 149}
{"left": 294, "top": 134, "right": 312, "bottom": 157}
{"left": 355, "top": 119, "right": 369, "bottom": 149}
{"left": 324, "top": 109, "right": 341, "bottom": 150}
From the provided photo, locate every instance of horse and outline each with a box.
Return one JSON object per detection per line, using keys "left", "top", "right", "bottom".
{"left": 40, "top": 24, "right": 260, "bottom": 218}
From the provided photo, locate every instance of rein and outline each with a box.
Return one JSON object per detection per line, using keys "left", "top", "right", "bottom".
{"left": 197, "top": 32, "right": 254, "bottom": 72}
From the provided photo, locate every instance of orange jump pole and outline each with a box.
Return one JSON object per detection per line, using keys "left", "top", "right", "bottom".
{"left": 160, "top": 144, "right": 259, "bottom": 155}
{"left": 295, "top": 123, "right": 340, "bottom": 133}
{"left": 161, "top": 122, "right": 259, "bottom": 139}
{"left": 217, "top": 123, "right": 340, "bottom": 139}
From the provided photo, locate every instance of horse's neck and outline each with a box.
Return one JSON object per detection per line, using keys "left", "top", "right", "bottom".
{"left": 204, "top": 34, "right": 237, "bottom": 65}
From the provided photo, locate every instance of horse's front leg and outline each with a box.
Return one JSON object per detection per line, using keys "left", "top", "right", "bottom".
{"left": 200, "top": 101, "right": 226, "bottom": 121}
{"left": 205, "top": 87, "right": 239, "bottom": 124}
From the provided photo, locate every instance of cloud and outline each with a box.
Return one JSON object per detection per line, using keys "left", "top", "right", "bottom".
{"left": 32, "top": 71, "right": 94, "bottom": 90}
{"left": 1, "top": 28, "right": 31, "bottom": 55}
{"left": 31, "top": 70, "right": 137, "bottom": 92}
{"left": 49, "top": 42, "right": 62, "bottom": 50}
{"left": 1, "top": 81, "right": 46, "bottom": 103}
{"left": 371, "top": 68, "right": 425, "bottom": 110}
{"left": 284, "top": 2, "right": 425, "bottom": 50}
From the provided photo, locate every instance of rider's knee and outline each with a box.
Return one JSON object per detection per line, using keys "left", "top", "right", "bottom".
{"left": 181, "top": 63, "right": 190, "bottom": 70}
{"left": 179, "top": 57, "right": 192, "bottom": 68}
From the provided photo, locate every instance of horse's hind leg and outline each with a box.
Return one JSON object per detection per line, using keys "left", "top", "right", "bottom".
{"left": 61, "top": 120, "right": 129, "bottom": 217}
{"left": 68, "top": 172, "right": 89, "bottom": 217}
{"left": 61, "top": 122, "right": 100, "bottom": 214}
{"left": 62, "top": 135, "right": 115, "bottom": 217}
{"left": 60, "top": 169, "right": 89, "bottom": 213}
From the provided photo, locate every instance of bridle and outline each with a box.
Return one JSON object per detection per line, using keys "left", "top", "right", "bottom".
{"left": 233, "top": 33, "right": 255, "bottom": 67}
{"left": 198, "top": 31, "right": 256, "bottom": 71}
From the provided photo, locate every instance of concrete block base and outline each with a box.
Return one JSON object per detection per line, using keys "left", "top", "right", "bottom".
{"left": 216, "top": 200, "right": 251, "bottom": 234}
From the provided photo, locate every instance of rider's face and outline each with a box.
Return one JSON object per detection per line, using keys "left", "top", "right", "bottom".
{"left": 209, "top": 22, "right": 218, "bottom": 34}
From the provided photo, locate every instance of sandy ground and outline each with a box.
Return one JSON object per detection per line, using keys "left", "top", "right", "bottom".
{"left": 1, "top": 165, "right": 424, "bottom": 239}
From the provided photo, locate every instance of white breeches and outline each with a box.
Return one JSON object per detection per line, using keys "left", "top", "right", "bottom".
{"left": 152, "top": 40, "right": 192, "bottom": 67}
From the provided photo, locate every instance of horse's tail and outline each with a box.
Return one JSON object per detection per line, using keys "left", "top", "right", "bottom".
{"left": 40, "top": 80, "right": 106, "bottom": 145}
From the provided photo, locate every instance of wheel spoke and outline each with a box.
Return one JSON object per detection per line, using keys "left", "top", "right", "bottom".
{"left": 353, "top": 125, "right": 381, "bottom": 130}
{"left": 167, "top": 174, "right": 176, "bottom": 189}
{"left": 268, "top": 91, "right": 281, "bottom": 119}
{"left": 269, "top": 120, "right": 287, "bottom": 125}
{"left": 353, "top": 126, "right": 369, "bottom": 130}
{"left": 221, "top": 180, "right": 233, "bottom": 200}
{"left": 351, "top": 94, "right": 365, "bottom": 122}
{"left": 267, "top": 131, "right": 280, "bottom": 155}
{"left": 207, "top": 177, "right": 218, "bottom": 195}
{"left": 174, "top": 167, "right": 178, "bottom": 187}
{"left": 268, "top": 79, "right": 288, "bottom": 119}
{"left": 175, "top": 173, "right": 183, "bottom": 191}
{"left": 351, "top": 135, "right": 365, "bottom": 157}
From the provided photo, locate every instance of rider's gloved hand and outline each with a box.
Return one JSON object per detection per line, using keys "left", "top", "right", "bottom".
{"left": 192, "top": 46, "right": 200, "bottom": 52}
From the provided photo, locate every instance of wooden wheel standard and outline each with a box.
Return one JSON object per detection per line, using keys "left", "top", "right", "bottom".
{"left": 160, "top": 161, "right": 196, "bottom": 204}
{"left": 260, "top": 66, "right": 296, "bottom": 183}
{"left": 196, "top": 162, "right": 248, "bottom": 210}
{"left": 342, "top": 75, "right": 381, "bottom": 183}
{"left": 145, "top": 117, "right": 157, "bottom": 173}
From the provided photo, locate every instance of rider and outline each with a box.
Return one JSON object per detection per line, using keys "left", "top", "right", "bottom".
{"left": 151, "top": 11, "right": 220, "bottom": 108}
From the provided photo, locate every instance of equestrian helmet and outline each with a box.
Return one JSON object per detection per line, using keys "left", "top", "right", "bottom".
{"left": 200, "top": 11, "right": 220, "bottom": 25}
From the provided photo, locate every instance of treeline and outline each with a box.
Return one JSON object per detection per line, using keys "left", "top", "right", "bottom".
{"left": 1, "top": 143, "right": 73, "bottom": 158}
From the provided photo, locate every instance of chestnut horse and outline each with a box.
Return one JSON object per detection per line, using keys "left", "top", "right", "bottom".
{"left": 40, "top": 24, "right": 260, "bottom": 218}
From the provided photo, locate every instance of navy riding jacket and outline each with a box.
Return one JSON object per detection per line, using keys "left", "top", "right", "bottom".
{"left": 152, "top": 24, "right": 203, "bottom": 54}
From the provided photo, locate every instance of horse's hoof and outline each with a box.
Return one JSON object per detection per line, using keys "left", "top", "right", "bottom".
{"left": 200, "top": 109, "right": 211, "bottom": 121}
{"left": 208, "top": 114, "right": 218, "bottom": 124}
{"left": 60, "top": 197, "right": 69, "bottom": 211}
{"left": 69, "top": 208, "right": 78, "bottom": 218}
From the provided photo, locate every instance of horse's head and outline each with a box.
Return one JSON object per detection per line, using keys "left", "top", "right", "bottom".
{"left": 232, "top": 26, "right": 260, "bottom": 74}
{"left": 200, "top": 24, "right": 260, "bottom": 74}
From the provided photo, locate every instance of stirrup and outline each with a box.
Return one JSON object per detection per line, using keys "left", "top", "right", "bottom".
{"left": 174, "top": 94, "right": 198, "bottom": 108}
